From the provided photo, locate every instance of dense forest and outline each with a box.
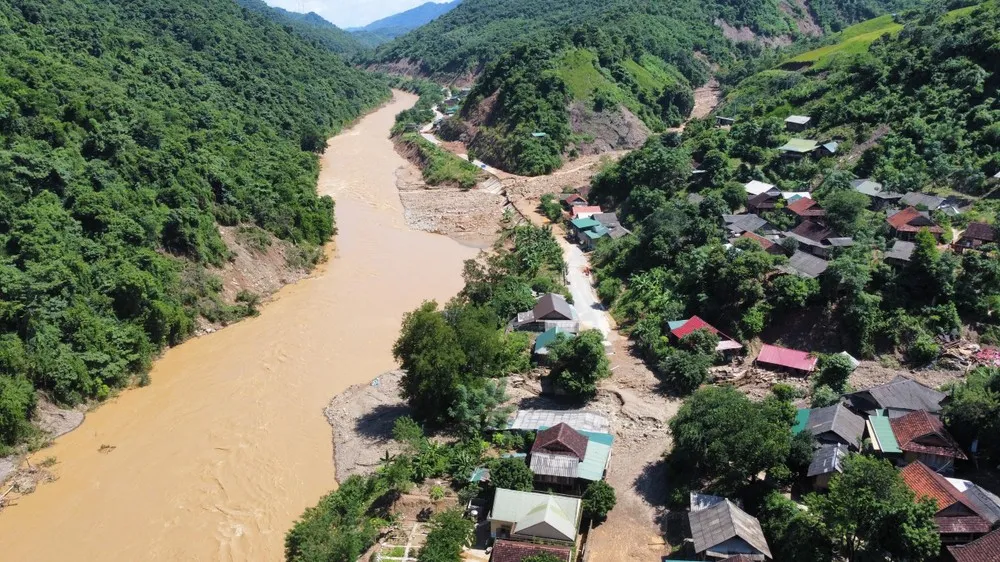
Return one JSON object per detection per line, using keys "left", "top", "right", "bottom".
{"left": 584, "top": 0, "right": 1000, "bottom": 396}
{"left": 348, "top": 0, "right": 461, "bottom": 46}
{"left": 374, "top": 0, "right": 918, "bottom": 175}
{"left": 234, "top": 0, "right": 372, "bottom": 58}
{"left": 0, "top": 0, "right": 389, "bottom": 452}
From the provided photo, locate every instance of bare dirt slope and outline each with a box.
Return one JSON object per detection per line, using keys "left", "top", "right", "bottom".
{"left": 569, "top": 102, "right": 651, "bottom": 156}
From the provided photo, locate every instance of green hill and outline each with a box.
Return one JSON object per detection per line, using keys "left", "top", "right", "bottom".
{"left": 0, "top": 0, "right": 388, "bottom": 450}
{"left": 392, "top": 0, "right": 919, "bottom": 175}
{"left": 783, "top": 15, "right": 903, "bottom": 69}
{"left": 234, "top": 0, "right": 371, "bottom": 58}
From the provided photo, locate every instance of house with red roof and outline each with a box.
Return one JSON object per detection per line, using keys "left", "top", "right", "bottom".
{"left": 887, "top": 206, "right": 944, "bottom": 241}
{"left": 901, "top": 462, "right": 991, "bottom": 545}
{"left": 669, "top": 316, "right": 743, "bottom": 356}
{"left": 733, "top": 232, "right": 786, "bottom": 256}
{"left": 489, "top": 539, "right": 572, "bottom": 562}
{"left": 754, "top": 344, "right": 817, "bottom": 375}
{"left": 529, "top": 423, "right": 613, "bottom": 490}
{"left": 948, "top": 528, "right": 1000, "bottom": 562}
{"left": 785, "top": 197, "right": 826, "bottom": 222}
{"left": 890, "top": 410, "right": 967, "bottom": 473}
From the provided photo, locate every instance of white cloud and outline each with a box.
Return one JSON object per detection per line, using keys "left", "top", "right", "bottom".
{"left": 264, "top": 0, "right": 438, "bottom": 28}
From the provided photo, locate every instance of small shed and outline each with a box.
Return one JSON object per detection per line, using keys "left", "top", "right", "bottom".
{"left": 865, "top": 409, "right": 902, "bottom": 456}
{"left": 755, "top": 344, "right": 817, "bottom": 374}
{"left": 560, "top": 193, "right": 588, "bottom": 209}
{"left": 785, "top": 115, "right": 812, "bottom": 132}
{"left": 744, "top": 180, "right": 778, "bottom": 197}
{"left": 885, "top": 240, "right": 916, "bottom": 266}
{"left": 533, "top": 327, "right": 570, "bottom": 359}
{"left": 716, "top": 116, "right": 737, "bottom": 127}
{"left": 507, "top": 409, "right": 610, "bottom": 434}
{"left": 808, "top": 443, "right": 848, "bottom": 491}
{"left": 778, "top": 139, "right": 819, "bottom": 158}
{"left": 778, "top": 250, "right": 829, "bottom": 279}
{"left": 669, "top": 315, "right": 743, "bottom": 355}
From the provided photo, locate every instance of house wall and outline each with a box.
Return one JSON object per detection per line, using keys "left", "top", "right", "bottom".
{"left": 813, "top": 473, "right": 834, "bottom": 491}
{"left": 704, "top": 537, "right": 763, "bottom": 558}
{"left": 903, "top": 451, "right": 954, "bottom": 473}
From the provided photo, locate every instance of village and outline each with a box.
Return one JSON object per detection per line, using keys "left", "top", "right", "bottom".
{"left": 308, "top": 96, "right": 1000, "bottom": 562}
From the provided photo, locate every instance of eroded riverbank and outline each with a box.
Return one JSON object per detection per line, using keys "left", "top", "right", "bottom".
{"left": 0, "top": 92, "right": 476, "bottom": 561}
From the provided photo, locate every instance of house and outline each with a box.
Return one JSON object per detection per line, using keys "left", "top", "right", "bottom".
{"left": 900, "top": 462, "right": 991, "bottom": 545}
{"left": 901, "top": 192, "right": 946, "bottom": 211}
{"left": 513, "top": 294, "right": 579, "bottom": 333}
{"left": 818, "top": 141, "right": 839, "bottom": 156}
{"left": 716, "top": 116, "right": 736, "bottom": 127}
{"left": 534, "top": 327, "right": 570, "bottom": 361}
{"left": 723, "top": 214, "right": 775, "bottom": 237}
{"left": 569, "top": 217, "right": 601, "bottom": 241}
{"left": 948, "top": 528, "right": 1000, "bottom": 562}
{"left": 946, "top": 477, "right": 1000, "bottom": 525}
{"left": 778, "top": 250, "right": 829, "bottom": 279}
{"left": 747, "top": 192, "right": 780, "bottom": 214}
{"left": 794, "top": 404, "right": 865, "bottom": 450}
{"left": 955, "top": 222, "right": 996, "bottom": 251}
{"left": 506, "top": 409, "right": 610, "bottom": 434}
{"left": 570, "top": 206, "right": 602, "bottom": 220}
{"left": 891, "top": 410, "right": 967, "bottom": 472}
{"left": 778, "top": 139, "right": 820, "bottom": 158}
{"left": 887, "top": 206, "right": 944, "bottom": 241}
{"left": 744, "top": 180, "right": 779, "bottom": 197}
{"left": 489, "top": 489, "right": 582, "bottom": 545}
{"left": 852, "top": 179, "right": 904, "bottom": 210}
{"left": 755, "top": 343, "right": 817, "bottom": 374}
{"left": 885, "top": 240, "right": 916, "bottom": 266}
{"left": 668, "top": 315, "right": 744, "bottom": 355}
{"left": 785, "top": 115, "right": 812, "bottom": 132}
{"left": 529, "top": 423, "right": 613, "bottom": 489}
{"left": 784, "top": 220, "right": 852, "bottom": 258}
{"left": 560, "top": 193, "right": 588, "bottom": 209}
{"left": 865, "top": 409, "right": 902, "bottom": 457}
{"left": 591, "top": 212, "right": 632, "bottom": 244}
{"left": 734, "top": 232, "right": 786, "bottom": 256}
{"left": 843, "top": 376, "right": 947, "bottom": 417}
{"left": 807, "top": 443, "right": 848, "bottom": 491}
{"left": 785, "top": 197, "right": 826, "bottom": 221}
{"left": 489, "top": 540, "right": 572, "bottom": 562}
{"left": 689, "top": 498, "right": 772, "bottom": 560}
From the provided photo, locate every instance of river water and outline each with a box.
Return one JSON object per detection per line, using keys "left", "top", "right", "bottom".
{"left": 0, "top": 92, "right": 477, "bottom": 561}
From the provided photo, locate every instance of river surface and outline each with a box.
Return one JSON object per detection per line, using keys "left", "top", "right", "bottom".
{"left": 0, "top": 92, "right": 477, "bottom": 561}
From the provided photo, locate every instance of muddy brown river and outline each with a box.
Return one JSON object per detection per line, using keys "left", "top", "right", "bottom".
{"left": 0, "top": 92, "right": 477, "bottom": 561}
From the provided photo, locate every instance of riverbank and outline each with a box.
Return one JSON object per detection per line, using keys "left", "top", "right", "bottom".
{"left": 0, "top": 92, "right": 477, "bottom": 561}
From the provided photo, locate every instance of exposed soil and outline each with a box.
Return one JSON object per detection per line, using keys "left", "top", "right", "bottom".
{"left": 781, "top": 0, "right": 823, "bottom": 36}
{"left": 715, "top": 19, "right": 794, "bottom": 47}
{"left": 216, "top": 225, "right": 313, "bottom": 303}
{"left": 846, "top": 124, "right": 892, "bottom": 163}
{"left": 326, "top": 371, "right": 411, "bottom": 482}
{"left": 690, "top": 78, "right": 723, "bottom": 121}
{"left": 569, "top": 102, "right": 651, "bottom": 156}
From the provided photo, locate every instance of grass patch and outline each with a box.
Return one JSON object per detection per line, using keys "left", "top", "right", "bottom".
{"left": 785, "top": 15, "right": 902, "bottom": 69}
{"left": 555, "top": 48, "right": 623, "bottom": 101}
{"left": 401, "top": 133, "right": 484, "bottom": 190}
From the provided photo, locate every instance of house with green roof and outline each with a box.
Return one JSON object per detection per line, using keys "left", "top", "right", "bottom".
{"left": 534, "top": 327, "right": 572, "bottom": 362}
{"left": 866, "top": 409, "right": 902, "bottom": 455}
{"left": 489, "top": 488, "right": 583, "bottom": 545}
{"left": 778, "top": 138, "right": 820, "bottom": 158}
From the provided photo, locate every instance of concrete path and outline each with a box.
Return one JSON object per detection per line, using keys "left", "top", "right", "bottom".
{"left": 561, "top": 238, "right": 614, "bottom": 343}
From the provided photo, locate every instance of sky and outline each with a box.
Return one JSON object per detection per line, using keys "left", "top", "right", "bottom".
{"left": 263, "top": 0, "right": 439, "bottom": 28}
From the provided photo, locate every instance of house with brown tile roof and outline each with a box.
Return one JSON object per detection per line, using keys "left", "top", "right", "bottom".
{"left": 890, "top": 410, "right": 967, "bottom": 473}
{"left": 489, "top": 539, "right": 572, "bottom": 562}
{"left": 887, "top": 206, "right": 944, "bottom": 241}
{"left": 948, "top": 528, "right": 1000, "bottom": 562}
{"left": 785, "top": 197, "right": 826, "bottom": 221}
{"left": 901, "top": 462, "right": 991, "bottom": 545}
{"left": 955, "top": 222, "right": 996, "bottom": 252}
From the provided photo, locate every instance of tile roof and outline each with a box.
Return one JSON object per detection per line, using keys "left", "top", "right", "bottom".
{"left": 807, "top": 443, "right": 848, "bottom": 477}
{"left": 890, "top": 410, "right": 967, "bottom": 460}
{"left": 947, "top": 528, "right": 1000, "bottom": 562}
{"left": 532, "top": 294, "right": 575, "bottom": 321}
{"left": 561, "top": 193, "right": 587, "bottom": 205}
{"left": 887, "top": 206, "right": 943, "bottom": 233}
{"left": 900, "top": 192, "right": 946, "bottom": 210}
{"left": 689, "top": 499, "right": 772, "bottom": 559}
{"left": 779, "top": 250, "right": 829, "bottom": 279}
{"left": 791, "top": 220, "right": 834, "bottom": 242}
{"left": 901, "top": 462, "right": 991, "bottom": 535}
{"left": 787, "top": 197, "right": 824, "bottom": 217}
{"left": 963, "top": 222, "right": 997, "bottom": 242}
{"left": 489, "top": 540, "right": 572, "bottom": 562}
{"left": 532, "top": 423, "right": 589, "bottom": 460}
{"left": 756, "top": 343, "right": 818, "bottom": 372}
{"left": 802, "top": 404, "right": 865, "bottom": 449}
{"left": 740, "top": 231, "right": 776, "bottom": 250}
{"left": 947, "top": 478, "right": 1000, "bottom": 525}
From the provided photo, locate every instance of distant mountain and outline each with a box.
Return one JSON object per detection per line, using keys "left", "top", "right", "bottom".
{"left": 349, "top": 0, "right": 461, "bottom": 45}
{"left": 235, "top": 0, "right": 370, "bottom": 57}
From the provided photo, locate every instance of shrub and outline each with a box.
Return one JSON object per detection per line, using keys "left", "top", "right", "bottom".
{"left": 489, "top": 457, "right": 534, "bottom": 491}
{"left": 582, "top": 480, "right": 617, "bottom": 522}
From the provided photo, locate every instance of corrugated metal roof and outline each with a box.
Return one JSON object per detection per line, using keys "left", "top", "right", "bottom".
{"left": 779, "top": 251, "right": 829, "bottom": 279}
{"left": 756, "top": 343, "right": 818, "bottom": 372}
{"left": 570, "top": 217, "right": 600, "bottom": 230}
{"left": 577, "top": 430, "right": 613, "bottom": 481}
{"left": 792, "top": 408, "right": 810, "bottom": 434}
{"left": 491, "top": 489, "right": 581, "bottom": 543}
{"left": 785, "top": 115, "right": 811, "bottom": 125}
{"left": 864, "top": 376, "right": 947, "bottom": 413}
{"left": 808, "top": 443, "right": 847, "bottom": 477}
{"left": 867, "top": 411, "right": 902, "bottom": 454}
{"left": 507, "top": 410, "right": 610, "bottom": 433}
{"left": 947, "top": 478, "right": 1000, "bottom": 525}
{"left": 803, "top": 404, "right": 865, "bottom": 449}
{"left": 744, "top": 180, "right": 777, "bottom": 196}
{"left": 779, "top": 139, "right": 819, "bottom": 153}
{"left": 534, "top": 327, "right": 568, "bottom": 353}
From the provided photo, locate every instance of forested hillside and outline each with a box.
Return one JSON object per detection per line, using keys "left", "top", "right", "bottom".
{"left": 376, "top": 0, "right": 917, "bottom": 175}
{"left": 0, "top": 0, "right": 388, "bottom": 451}
{"left": 583, "top": 0, "right": 1000, "bottom": 394}
{"left": 234, "top": 0, "right": 371, "bottom": 58}
{"left": 349, "top": 0, "right": 461, "bottom": 46}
